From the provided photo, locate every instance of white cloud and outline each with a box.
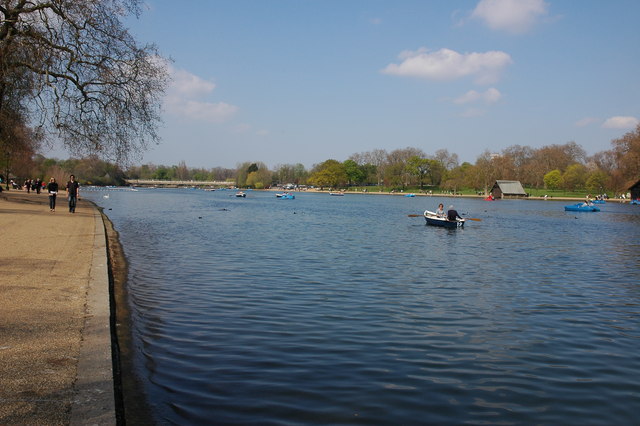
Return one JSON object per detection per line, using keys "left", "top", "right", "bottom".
{"left": 602, "top": 116, "right": 639, "bottom": 129}
{"left": 170, "top": 68, "right": 216, "bottom": 98}
{"left": 454, "top": 88, "right": 502, "bottom": 104}
{"left": 382, "top": 47, "right": 512, "bottom": 85}
{"left": 175, "top": 99, "right": 238, "bottom": 123}
{"left": 165, "top": 66, "right": 238, "bottom": 123}
{"left": 575, "top": 117, "right": 599, "bottom": 127}
{"left": 471, "top": 0, "right": 549, "bottom": 34}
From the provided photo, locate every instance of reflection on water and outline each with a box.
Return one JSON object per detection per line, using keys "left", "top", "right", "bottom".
{"left": 87, "top": 189, "right": 640, "bottom": 424}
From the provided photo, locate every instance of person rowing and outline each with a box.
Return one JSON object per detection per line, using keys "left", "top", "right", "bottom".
{"left": 447, "top": 205, "right": 462, "bottom": 222}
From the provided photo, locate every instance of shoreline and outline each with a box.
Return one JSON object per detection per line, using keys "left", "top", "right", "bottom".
{"left": 263, "top": 188, "right": 628, "bottom": 203}
{"left": 96, "top": 205, "right": 154, "bottom": 424}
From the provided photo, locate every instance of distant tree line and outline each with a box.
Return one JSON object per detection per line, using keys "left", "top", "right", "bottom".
{"left": 3, "top": 125, "right": 639, "bottom": 196}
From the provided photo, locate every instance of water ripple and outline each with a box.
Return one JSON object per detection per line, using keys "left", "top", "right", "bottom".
{"left": 86, "top": 190, "right": 640, "bottom": 424}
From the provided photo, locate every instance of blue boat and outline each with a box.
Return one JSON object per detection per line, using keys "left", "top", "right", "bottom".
{"left": 405, "top": 193, "right": 416, "bottom": 197}
{"left": 279, "top": 193, "right": 295, "bottom": 199}
{"left": 564, "top": 203, "right": 600, "bottom": 212}
{"left": 591, "top": 200, "right": 605, "bottom": 204}
{"left": 631, "top": 199, "right": 639, "bottom": 205}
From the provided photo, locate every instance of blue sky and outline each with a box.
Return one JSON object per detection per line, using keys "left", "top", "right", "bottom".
{"left": 49, "top": 0, "right": 640, "bottom": 168}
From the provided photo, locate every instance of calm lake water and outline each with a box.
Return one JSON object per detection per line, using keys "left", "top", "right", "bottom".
{"left": 86, "top": 188, "right": 640, "bottom": 425}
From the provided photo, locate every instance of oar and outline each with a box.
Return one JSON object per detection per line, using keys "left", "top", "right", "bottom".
{"left": 461, "top": 212, "right": 482, "bottom": 221}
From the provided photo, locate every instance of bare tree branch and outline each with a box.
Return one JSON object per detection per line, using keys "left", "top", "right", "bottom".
{"left": 1, "top": 0, "right": 169, "bottom": 164}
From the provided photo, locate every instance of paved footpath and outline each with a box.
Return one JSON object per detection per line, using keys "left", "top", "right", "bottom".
{"left": 0, "top": 191, "right": 115, "bottom": 425}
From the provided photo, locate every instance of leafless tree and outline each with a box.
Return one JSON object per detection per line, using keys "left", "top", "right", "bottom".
{"left": 0, "top": 0, "right": 169, "bottom": 164}
{"left": 433, "top": 149, "right": 459, "bottom": 171}
{"left": 610, "top": 124, "right": 640, "bottom": 185}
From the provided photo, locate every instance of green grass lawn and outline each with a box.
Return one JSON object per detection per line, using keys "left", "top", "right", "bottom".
{"left": 345, "top": 185, "right": 596, "bottom": 198}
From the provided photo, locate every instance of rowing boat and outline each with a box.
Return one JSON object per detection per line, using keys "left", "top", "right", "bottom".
{"left": 423, "top": 210, "right": 465, "bottom": 228}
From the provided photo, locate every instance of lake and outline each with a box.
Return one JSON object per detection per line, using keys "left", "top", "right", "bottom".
{"left": 86, "top": 188, "right": 640, "bottom": 425}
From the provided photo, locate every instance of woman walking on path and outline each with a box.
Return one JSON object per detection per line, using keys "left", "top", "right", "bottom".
{"left": 47, "top": 178, "right": 59, "bottom": 212}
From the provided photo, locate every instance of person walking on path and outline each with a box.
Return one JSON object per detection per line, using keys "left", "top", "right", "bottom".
{"left": 47, "top": 177, "right": 59, "bottom": 211}
{"left": 66, "top": 174, "right": 80, "bottom": 213}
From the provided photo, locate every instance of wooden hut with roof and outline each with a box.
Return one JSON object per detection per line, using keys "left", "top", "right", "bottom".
{"left": 629, "top": 179, "right": 640, "bottom": 200}
{"left": 490, "top": 180, "right": 527, "bottom": 199}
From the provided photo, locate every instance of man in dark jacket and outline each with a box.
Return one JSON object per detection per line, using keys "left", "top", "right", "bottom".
{"left": 66, "top": 174, "right": 80, "bottom": 213}
{"left": 447, "top": 205, "right": 462, "bottom": 222}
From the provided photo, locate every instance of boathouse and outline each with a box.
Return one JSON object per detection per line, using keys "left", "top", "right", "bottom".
{"left": 629, "top": 179, "right": 640, "bottom": 200}
{"left": 490, "top": 180, "right": 527, "bottom": 199}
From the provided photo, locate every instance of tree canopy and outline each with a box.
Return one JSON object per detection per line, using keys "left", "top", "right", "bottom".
{"left": 0, "top": 0, "right": 169, "bottom": 166}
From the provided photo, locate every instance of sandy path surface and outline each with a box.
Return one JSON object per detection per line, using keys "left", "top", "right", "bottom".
{"left": 0, "top": 191, "right": 114, "bottom": 425}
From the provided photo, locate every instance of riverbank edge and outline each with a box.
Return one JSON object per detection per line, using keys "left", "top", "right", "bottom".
{"left": 93, "top": 203, "right": 155, "bottom": 424}
{"left": 68, "top": 202, "right": 117, "bottom": 425}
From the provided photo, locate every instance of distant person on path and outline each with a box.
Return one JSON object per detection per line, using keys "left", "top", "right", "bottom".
{"left": 35, "top": 178, "right": 42, "bottom": 194}
{"left": 47, "top": 177, "right": 59, "bottom": 212}
{"left": 447, "top": 205, "right": 462, "bottom": 222}
{"left": 25, "top": 179, "right": 31, "bottom": 193}
{"left": 435, "top": 203, "right": 445, "bottom": 218}
{"left": 66, "top": 175, "right": 80, "bottom": 213}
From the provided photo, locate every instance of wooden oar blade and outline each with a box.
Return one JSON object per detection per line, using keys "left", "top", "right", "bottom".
{"left": 465, "top": 217, "right": 482, "bottom": 221}
{"left": 408, "top": 214, "right": 422, "bottom": 217}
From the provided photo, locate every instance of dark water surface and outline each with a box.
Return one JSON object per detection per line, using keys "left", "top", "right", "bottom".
{"left": 87, "top": 189, "right": 640, "bottom": 425}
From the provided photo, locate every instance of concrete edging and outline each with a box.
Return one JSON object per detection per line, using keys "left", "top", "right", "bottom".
{"left": 70, "top": 207, "right": 116, "bottom": 425}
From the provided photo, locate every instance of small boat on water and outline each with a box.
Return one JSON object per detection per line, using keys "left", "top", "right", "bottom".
{"left": 423, "top": 210, "right": 465, "bottom": 228}
{"left": 405, "top": 193, "right": 416, "bottom": 197}
{"left": 276, "top": 192, "right": 295, "bottom": 199}
{"left": 564, "top": 203, "right": 599, "bottom": 212}
{"left": 591, "top": 199, "right": 605, "bottom": 204}
{"left": 235, "top": 191, "right": 246, "bottom": 198}
{"left": 329, "top": 192, "right": 344, "bottom": 196}
{"left": 630, "top": 199, "right": 639, "bottom": 205}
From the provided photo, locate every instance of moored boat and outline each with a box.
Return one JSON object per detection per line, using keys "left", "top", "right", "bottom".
{"left": 329, "top": 192, "right": 344, "bottom": 196}
{"left": 235, "top": 191, "right": 246, "bottom": 198}
{"left": 564, "top": 203, "right": 599, "bottom": 212}
{"left": 423, "top": 210, "right": 465, "bottom": 228}
{"left": 405, "top": 193, "right": 416, "bottom": 197}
